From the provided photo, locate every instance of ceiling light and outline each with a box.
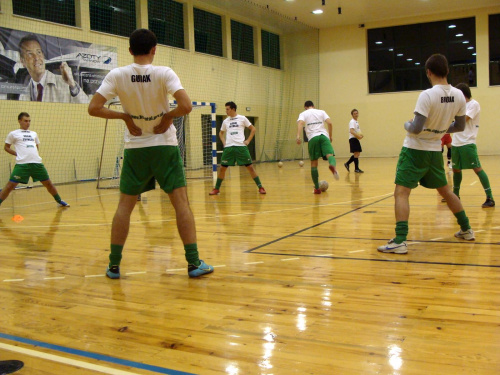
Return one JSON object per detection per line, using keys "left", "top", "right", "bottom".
{"left": 462, "top": 41, "right": 469, "bottom": 44}
{"left": 448, "top": 25, "right": 456, "bottom": 28}
{"left": 407, "top": 58, "right": 413, "bottom": 61}
{"left": 456, "top": 33, "right": 463, "bottom": 37}
{"left": 415, "top": 62, "right": 421, "bottom": 65}
{"left": 376, "top": 41, "right": 383, "bottom": 44}
{"left": 389, "top": 48, "right": 394, "bottom": 51}
{"left": 312, "top": 9, "right": 323, "bottom": 14}
{"left": 468, "top": 46, "right": 474, "bottom": 50}
{"left": 397, "top": 53, "right": 403, "bottom": 56}
{"left": 472, "top": 53, "right": 476, "bottom": 56}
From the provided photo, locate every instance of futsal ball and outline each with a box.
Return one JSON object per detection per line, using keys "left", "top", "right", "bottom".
{"left": 278, "top": 161, "right": 283, "bottom": 168}
{"left": 319, "top": 180, "right": 329, "bottom": 192}
{"left": 299, "top": 160, "right": 304, "bottom": 167}
{"left": 357, "top": 131, "right": 363, "bottom": 137}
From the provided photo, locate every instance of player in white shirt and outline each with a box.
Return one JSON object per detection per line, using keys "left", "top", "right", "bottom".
{"left": 377, "top": 54, "right": 474, "bottom": 254}
{"left": 209, "top": 101, "right": 266, "bottom": 195}
{"left": 344, "top": 109, "right": 364, "bottom": 173}
{"left": 0, "top": 112, "right": 69, "bottom": 208}
{"left": 88, "top": 29, "right": 213, "bottom": 279}
{"left": 296, "top": 100, "right": 339, "bottom": 194}
{"left": 451, "top": 83, "right": 494, "bottom": 208}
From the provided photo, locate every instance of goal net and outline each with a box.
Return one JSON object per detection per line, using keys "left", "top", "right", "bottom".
{"left": 96, "top": 101, "right": 216, "bottom": 189}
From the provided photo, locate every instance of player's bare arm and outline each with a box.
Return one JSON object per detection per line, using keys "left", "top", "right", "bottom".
{"left": 326, "top": 119, "right": 333, "bottom": 141}
{"left": 154, "top": 89, "right": 192, "bottom": 134}
{"left": 296, "top": 120, "right": 305, "bottom": 144}
{"left": 88, "top": 93, "right": 142, "bottom": 136}
{"left": 219, "top": 130, "right": 226, "bottom": 147}
{"left": 244, "top": 125, "right": 255, "bottom": 145}
{"left": 4, "top": 143, "right": 16, "bottom": 157}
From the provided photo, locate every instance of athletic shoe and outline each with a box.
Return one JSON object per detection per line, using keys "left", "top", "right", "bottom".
{"left": 313, "top": 188, "right": 321, "bottom": 194}
{"left": 106, "top": 265, "right": 120, "bottom": 279}
{"left": 137, "top": 194, "right": 142, "bottom": 201}
{"left": 259, "top": 187, "right": 266, "bottom": 194}
{"left": 209, "top": 188, "right": 220, "bottom": 195}
{"left": 329, "top": 165, "right": 340, "bottom": 180}
{"left": 58, "top": 200, "right": 70, "bottom": 207}
{"left": 447, "top": 161, "right": 452, "bottom": 169}
{"left": 188, "top": 260, "right": 214, "bottom": 277}
{"left": 454, "top": 229, "right": 475, "bottom": 241}
{"left": 344, "top": 162, "right": 350, "bottom": 172}
{"left": 481, "top": 198, "right": 495, "bottom": 208}
{"left": 354, "top": 169, "right": 364, "bottom": 173}
{"left": 377, "top": 239, "right": 408, "bottom": 254}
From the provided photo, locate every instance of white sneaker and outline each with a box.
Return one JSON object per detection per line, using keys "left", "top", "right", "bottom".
{"left": 377, "top": 239, "right": 408, "bottom": 254}
{"left": 454, "top": 229, "right": 475, "bottom": 241}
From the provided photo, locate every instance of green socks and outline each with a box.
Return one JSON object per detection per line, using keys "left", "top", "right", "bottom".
{"left": 109, "top": 244, "right": 124, "bottom": 267}
{"left": 395, "top": 221, "right": 408, "bottom": 244}
{"left": 253, "top": 176, "right": 262, "bottom": 188}
{"left": 215, "top": 178, "right": 223, "bottom": 190}
{"left": 184, "top": 243, "right": 200, "bottom": 266}
{"left": 452, "top": 171, "right": 462, "bottom": 197}
{"left": 454, "top": 210, "right": 471, "bottom": 231}
{"left": 328, "top": 155, "right": 337, "bottom": 167}
{"left": 477, "top": 170, "right": 493, "bottom": 199}
{"left": 311, "top": 167, "right": 319, "bottom": 189}
{"left": 53, "top": 193, "right": 62, "bottom": 203}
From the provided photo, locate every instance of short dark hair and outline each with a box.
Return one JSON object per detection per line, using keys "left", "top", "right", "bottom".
{"left": 425, "top": 54, "right": 449, "bottom": 78}
{"left": 225, "top": 101, "right": 237, "bottom": 110}
{"left": 351, "top": 109, "right": 358, "bottom": 115}
{"left": 18, "top": 34, "right": 42, "bottom": 57}
{"left": 455, "top": 83, "right": 471, "bottom": 99}
{"left": 129, "top": 29, "right": 157, "bottom": 56}
{"left": 304, "top": 100, "right": 314, "bottom": 107}
{"left": 18, "top": 112, "right": 30, "bottom": 120}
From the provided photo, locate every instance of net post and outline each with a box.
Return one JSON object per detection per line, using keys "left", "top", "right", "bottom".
{"left": 210, "top": 102, "right": 217, "bottom": 184}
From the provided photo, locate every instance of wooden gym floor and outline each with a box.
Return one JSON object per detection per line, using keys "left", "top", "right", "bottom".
{"left": 0, "top": 156, "right": 499, "bottom": 374}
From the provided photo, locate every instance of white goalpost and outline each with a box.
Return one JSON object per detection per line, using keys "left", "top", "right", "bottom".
{"left": 96, "top": 100, "right": 217, "bottom": 189}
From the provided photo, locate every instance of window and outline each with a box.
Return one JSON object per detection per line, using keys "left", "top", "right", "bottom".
{"left": 262, "top": 30, "right": 280, "bottom": 69}
{"left": 368, "top": 18, "right": 476, "bottom": 93}
{"left": 90, "top": 0, "right": 136, "bottom": 38}
{"left": 13, "top": 0, "right": 76, "bottom": 27}
{"left": 489, "top": 14, "right": 500, "bottom": 86}
{"left": 193, "top": 8, "right": 223, "bottom": 57}
{"left": 231, "top": 20, "right": 254, "bottom": 64}
{"left": 148, "top": 0, "right": 184, "bottom": 49}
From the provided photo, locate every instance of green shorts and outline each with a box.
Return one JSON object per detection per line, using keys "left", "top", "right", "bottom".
{"left": 451, "top": 144, "right": 481, "bottom": 170}
{"left": 221, "top": 146, "right": 252, "bottom": 166}
{"left": 395, "top": 147, "right": 447, "bottom": 189}
{"left": 120, "top": 146, "right": 186, "bottom": 195}
{"left": 10, "top": 163, "right": 50, "bottom": 184}
{"left": 308, "top": 135, "right": 334, "bottom": 161}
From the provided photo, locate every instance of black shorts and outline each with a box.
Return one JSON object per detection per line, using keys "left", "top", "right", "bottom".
{"left": 349, "top": 138, "right": 362, "bottom": 153}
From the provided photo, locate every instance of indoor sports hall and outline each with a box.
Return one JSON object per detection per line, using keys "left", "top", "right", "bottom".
{"left": 0, "top": 1, "right": 499, "bottom": 374}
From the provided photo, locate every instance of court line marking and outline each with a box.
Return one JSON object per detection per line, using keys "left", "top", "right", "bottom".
{"left": 430, "top": 237, "right": 443, "bottom": 241}
{"left": 125, "top": 271, "right": 146, "bottom": 275}
{"left": 348, "top": 250, "right": 365, "bottom": 253}
{"left": 244, "top": 261, "right": 264, "bottom": 265}
{"left": 84, "top": 274, "right": 105, "bottom": 278}
{"left": 3, "top": 279, "right": 24, "bottom": 282}
{"left": 44, "top": 277, "right": 65, "bottom": 280}
{"left": 470, "top": 181, "right": 477, "bottom": 186}
{"left": 281, "top": 258, "right": 300, "bottom": 261}
{"left": 0, "top": 333, "right": 195, "bottom": 375}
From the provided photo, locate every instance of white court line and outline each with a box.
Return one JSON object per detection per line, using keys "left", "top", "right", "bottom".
{"left": 84, "top": 275, "right": 105, "bottom": 278}
{"left": 281, "top": 258, "right": 300, "bottom": 261}
{"left": 165, "top": 268, "right": 184, "bottom": 272}
{"left": 213, "top": 265, "right": 226, "bottom": 268}
{"left": 430, "top": 237, "right": 443, "bottom": 241}
{"left": 244, "top": 261, "right": 264, "bottom": 265}
{"left": 44, "top": 277, "right": 65, "bottom": 280}
{"left": 470, "top": 181, "right": 478, "bottom": 186}
{"left": 408, "top": 242, "right": 421, "bottom": 246}
{"left": 3, "top": 279, "right": 24, "bottom": 282}
{"left": 348, "top": 250, "right": 365, "bottom": 253}
{"left": 0, "top": 342, "right": 141, "bottom": 375}
{"left": 125, "top": 271, "right": 146, "bottom": 275}
{"left": 493, "top": 226, "right": 500, "bottom": 229}
{"left": 475, "top": 230, "right": 485, "bottom": 233}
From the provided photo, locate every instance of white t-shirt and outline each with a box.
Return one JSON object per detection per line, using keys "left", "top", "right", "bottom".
{"left": 404, "top": 84, "right": 466, "bottom": 151}
{"left": 97, "top": 63, "right": 184, "bottom": 149}
{"left": 452, "top": 99, "right": 480, "bottom": 147}
{"left": 349, "top": 119, "right": 360, "bottom": 140}
{"left": 221, "top": 115, "right": 252, "bottom": 147}
{"left": 297, "top": 108, "right": 330, "bottom": 141}
{"left": 5, "top": 129, "right": 42, "bottom": 164}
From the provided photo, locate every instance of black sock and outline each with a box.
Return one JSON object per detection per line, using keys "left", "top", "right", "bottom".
{"left": 347, "top": 155, "right": 355, "bottom": 165}
{"left": 354, "top": 158, "right": 359, "bottom": 169}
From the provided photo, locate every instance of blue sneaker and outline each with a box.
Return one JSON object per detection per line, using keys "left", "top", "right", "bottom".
{"left": 106, "top": 265, "right": 120, "bottom": 279}
{"left": 188, "top": 260, "right": 214, "bottom": 277}
{"left": 58, "top": 200, "right": 70, "bottom": 207}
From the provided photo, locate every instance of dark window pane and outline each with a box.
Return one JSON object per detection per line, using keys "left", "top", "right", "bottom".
{"left": 193, "top": 8, "right": 223, "bottom": 57}
{"left": 148, "top": 0, "right": 184, "bottom": 49}
{"left": 489, "top": 14, "right": 500, "bottom": 85}
{"left": 262, "top": 30, "right": 280, "bottom": 69}
{"left": 90, "top": 0, "right": 136, "bottom": 38}
{"left": 13, "top": 0, "right": 76, "bottom": 26}
{"left": 231, "top": 20, "right": 254, "bottom": 64}
{"left": 368, "top": 17, "right": 476, "bottom": 93}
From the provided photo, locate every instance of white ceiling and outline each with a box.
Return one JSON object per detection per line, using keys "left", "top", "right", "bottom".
{"left": 240, "top": 0, "right": 500, "bottom": 29}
